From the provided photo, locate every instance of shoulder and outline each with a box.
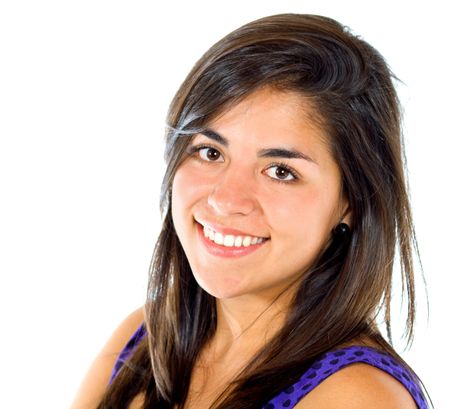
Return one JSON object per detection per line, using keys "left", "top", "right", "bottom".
{"left": 69, "top": 305, "right": 146, "bottom": 409}
{"left": 294, "top": 362, "right": 417, "bottom": 409}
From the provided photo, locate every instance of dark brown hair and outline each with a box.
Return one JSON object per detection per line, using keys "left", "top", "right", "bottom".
{"left": 97, "top": 13, "right": 428, "bottom": 408}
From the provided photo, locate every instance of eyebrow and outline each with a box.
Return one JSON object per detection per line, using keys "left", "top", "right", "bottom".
{"left": 198, "top": 128, "right": 317, "bottom": 164}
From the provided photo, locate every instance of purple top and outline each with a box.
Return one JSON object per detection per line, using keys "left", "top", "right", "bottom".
{"left": 109, "top": 323, "right": 428, "bottom": 409}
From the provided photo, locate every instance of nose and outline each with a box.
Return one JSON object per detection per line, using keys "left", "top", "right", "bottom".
{"left": 207, "top": 167, "right": 257, "bottom": 216}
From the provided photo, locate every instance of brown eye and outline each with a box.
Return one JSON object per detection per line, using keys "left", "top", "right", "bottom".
{"left": 197, "top": 146, "right": 223, "bottom": 162}
{"left": 275, "top": 167, "right": 290, "bottom": 179}
{"left": 265, "top": 163, "right": 298, "bottom": 183}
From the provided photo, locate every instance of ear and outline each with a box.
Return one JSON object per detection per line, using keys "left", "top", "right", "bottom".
{"left": 339, "top": 199, "right": 352, "bottom": 228}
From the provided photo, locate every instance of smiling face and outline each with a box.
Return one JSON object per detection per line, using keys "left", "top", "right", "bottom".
{"left": 171, "top": 87, "right": 349, "bottom": 301}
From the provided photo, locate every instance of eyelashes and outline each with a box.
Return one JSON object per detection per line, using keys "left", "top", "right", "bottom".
{"left": 190, "top": 144, "right": 224, "bottom": 163}
{"left": 264, "top": 163, "right": 298, "bottom": 184}
{"left": 186, "top": 143, "right": 300, "bottom": 184}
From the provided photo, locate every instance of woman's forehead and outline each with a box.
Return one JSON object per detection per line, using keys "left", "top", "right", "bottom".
{"left": 202, "top": 87, "right": 332, "bottom": 159}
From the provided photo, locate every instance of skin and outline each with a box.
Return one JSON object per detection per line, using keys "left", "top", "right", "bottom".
{"left": 71, "top": 86, "right": 417, "bottom": 409}
{"left": 171, "top": 86, "right": 354, "bottom": 407}
{"left": 172, "top": 86, "right": 349, "bottom": 305}
{"left": 69, "top": 306, "right": 146, "bottom": 409}
{"left": 169, "top": 87, "right": 416, "bottom": 409}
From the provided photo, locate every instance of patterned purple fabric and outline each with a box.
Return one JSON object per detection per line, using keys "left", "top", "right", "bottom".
{"left": 109, "top": 323, "right": 428, "bottom": 408}
{"left": 263, "top": 345, "right": 428, "bottom": 409}
{"left": 108, "top": 323, "right": 147, "bottom": 384}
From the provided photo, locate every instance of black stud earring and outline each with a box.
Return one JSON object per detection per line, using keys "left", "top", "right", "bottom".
{"left": 333, "top": 222, "right": 351, "bottom": 238}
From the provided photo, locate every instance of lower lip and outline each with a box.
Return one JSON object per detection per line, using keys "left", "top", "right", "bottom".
{"left": 196, "top": 222, "right": 269, "bottom": 258}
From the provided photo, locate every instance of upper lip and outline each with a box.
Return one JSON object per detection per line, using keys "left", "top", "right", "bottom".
{"left": 196, "top": 219, "right": 269, "bottom": 239}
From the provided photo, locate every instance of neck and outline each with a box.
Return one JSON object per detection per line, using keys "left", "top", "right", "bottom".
{"left": 210, "top": 287, "right": 296, "bottom": 357}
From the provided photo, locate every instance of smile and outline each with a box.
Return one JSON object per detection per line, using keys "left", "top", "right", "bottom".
{"left": 196, "top": 222, "right": 269, "bottom": 258}
{"left": 202, "top": 224, "right": 266, "bottom": 247}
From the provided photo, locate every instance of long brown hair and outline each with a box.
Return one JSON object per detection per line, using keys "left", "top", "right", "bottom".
{"left": 98, "top": 13, "right": 427, "bottom": 408}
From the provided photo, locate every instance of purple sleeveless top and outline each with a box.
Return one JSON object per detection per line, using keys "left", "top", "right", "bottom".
{"left": 109, "top": 323, "right": 428, "bottom": 409}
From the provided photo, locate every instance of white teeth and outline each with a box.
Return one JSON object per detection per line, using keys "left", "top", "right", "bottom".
{"left": 213, "top": 232, "right": 224, "bottom": 245}
{"left": 223, "top": 235, "right": 235, "bottom": 247}
{"left": 202, "top": 224, "right": 265, "bottom": 248}
{"left": 203, "top": 225, "right": 210, "bottom": 238}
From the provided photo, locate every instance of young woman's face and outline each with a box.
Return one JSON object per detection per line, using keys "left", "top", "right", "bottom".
{"left": 172, "top": 87, "right": 349, "bottom": 301}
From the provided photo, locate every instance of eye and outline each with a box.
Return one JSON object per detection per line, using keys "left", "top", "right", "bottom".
{"left": 189, "top": 144, "right": 224, "bottom": 163}
{"left": 264, "top": 163, "right": 299, "bottom": 183}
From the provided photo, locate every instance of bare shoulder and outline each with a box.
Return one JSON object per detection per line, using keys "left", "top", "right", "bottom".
{"left": 294, "top": 363, "right": 417, "bottom": 409}
{"left": 70, "top": 305, "right": 146, "bottom": 409}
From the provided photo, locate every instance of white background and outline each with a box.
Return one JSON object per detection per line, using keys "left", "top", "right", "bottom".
{"left": 0, "top": 1, "right": 448, "bottom": 408}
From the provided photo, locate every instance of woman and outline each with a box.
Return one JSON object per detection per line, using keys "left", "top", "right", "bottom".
{"left": 71, "top": 13, "right": 431, "bottom": 409}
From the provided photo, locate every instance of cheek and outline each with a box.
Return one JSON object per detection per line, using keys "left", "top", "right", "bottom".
{"left": 267, "top": 185, "right": 338, "bottom": 242}
{"left": 171, "top": 169, "right": 191, "bottom": 235}
{"left": 268, "top": 188, "right": 321, "bottom": 225}
{"left": 172, "top": 166, "right": 199, "bottom": 209}
{"left": 171, "top": 164, "right": 210, "bottom": 236}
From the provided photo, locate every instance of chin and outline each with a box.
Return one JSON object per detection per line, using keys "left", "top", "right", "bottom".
{"left": 192, "top": 270, "right": 247, "bottom": 299}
